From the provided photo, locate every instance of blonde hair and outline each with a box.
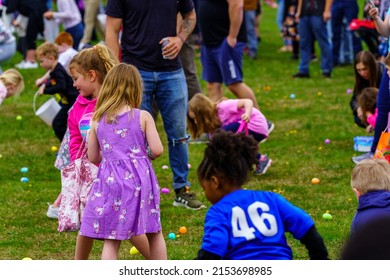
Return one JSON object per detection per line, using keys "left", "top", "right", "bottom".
{"left": 187, "top": 94, "right": 221, "bottom": 139}
{"left": 69, "top": 44, "right": 119, "bottom": 85}
{"left": 36, "top": 42, "right": 58, "bottom": 59}
{"left": 0, "top": 68, "right": 25, "bottom": 97}
{"left": 351, "top": 159, "right": 390, "bottom": 193}
{"left": 92, "top": 63, "right": 143, "bottom": 123}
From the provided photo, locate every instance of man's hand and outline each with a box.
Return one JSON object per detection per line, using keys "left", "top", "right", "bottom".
{"left": 160, "top": 37, "right": 183, "bottom": 59}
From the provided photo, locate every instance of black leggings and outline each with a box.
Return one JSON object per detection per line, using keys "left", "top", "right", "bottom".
{"left": 52, "top": 104, "right": 71, "bottom": 142}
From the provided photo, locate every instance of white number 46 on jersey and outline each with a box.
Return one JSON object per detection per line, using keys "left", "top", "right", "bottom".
{"left": 231, "top": 201, "right": 278, "bottom": 240}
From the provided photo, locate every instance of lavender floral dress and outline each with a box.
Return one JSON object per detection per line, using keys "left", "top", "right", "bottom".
{"left": 80, "top": 109, "right": 161, "bottom": 240}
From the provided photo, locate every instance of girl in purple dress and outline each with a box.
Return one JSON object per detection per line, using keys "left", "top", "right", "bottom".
{"left": 80, "top": 63, "right": 167, "bottom": 260}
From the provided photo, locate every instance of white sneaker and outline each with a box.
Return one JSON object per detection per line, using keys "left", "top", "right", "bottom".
{"left": 46, "top": 203, "right": 59, "bottom": 219}
{"left": 15, "top": 60, "right": 38, "bottom": 69}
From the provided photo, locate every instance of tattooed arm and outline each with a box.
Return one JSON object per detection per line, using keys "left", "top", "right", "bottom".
{"left": 162, "top": 8, "right": 196, "bottom": 59}
{"left": 177, "top": 9, "right": 197, "bottom": 43}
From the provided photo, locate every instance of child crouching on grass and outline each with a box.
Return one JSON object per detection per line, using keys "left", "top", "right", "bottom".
{"left": 195, "top": 129, "right": 329, "bottom": 260}
{"left": 0, "top": 69, "right": 24, "bottom": 106}
{"left": 187, "top": 94, "right": 272, "bottom": 175}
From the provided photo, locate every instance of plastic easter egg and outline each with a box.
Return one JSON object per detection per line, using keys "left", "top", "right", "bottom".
{"left": 22, "top": 257, "right": 32, "bottom": 260}
{"left": 129, "top": 246, "right": 139, "bottom": 255}
{"left": 289, "top": 93, "right": 296, "bottom": 99}
{"left": 51, "top": 146, "right": 58, "bottom": 152}
{"left": 20, "top": 177, "right": 29, "bottom": 183}
{"left": 16, "top": 115, "right": 22, "bottom": 121}
{"left": 324, "top": 139, "right": 331, "bottom": 144}
{"left": 20, "top": 167, "right": 28, "bottom": 173}
{"left": 187, "top": 163, "right": 191, "bottom": 169}
{"left": 161, "top": 188, "right": 170, "bottom": 194}
{"left": 179, "top": 226, "right": 187, "bottom": 234}
{"left": 168, "top": 232, "right": 176, "bottom": 240}
{"left": 322, "top": 212, "right": 333, "bottom": 220}
{"left": 162, "top": 165, "right": 169, "bottom": 170}
{"left": 311, "top": 178, "right": 320, "bottom": 185}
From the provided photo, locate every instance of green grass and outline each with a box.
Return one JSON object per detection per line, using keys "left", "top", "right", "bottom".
{"left": 0, "top": 4, "right": 367, "bottom": 260}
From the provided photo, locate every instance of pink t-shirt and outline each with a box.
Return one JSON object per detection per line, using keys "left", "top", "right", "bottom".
{"left": 68, "top": 95, "right": 97, "bottom": 161}
{"left": 367, "top": 108, "right": 378, "bottom": 128}
{"left": 216, "top": 99, "right": 268, "bottom": 137}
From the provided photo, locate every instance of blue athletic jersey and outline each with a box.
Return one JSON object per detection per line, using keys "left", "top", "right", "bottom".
{"left": 201, "top": 189, "right": 314, "bottom": 260}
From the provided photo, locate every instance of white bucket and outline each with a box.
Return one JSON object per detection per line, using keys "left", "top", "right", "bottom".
{"left": 33, "top": 91, "right": 61, "bottom": 127}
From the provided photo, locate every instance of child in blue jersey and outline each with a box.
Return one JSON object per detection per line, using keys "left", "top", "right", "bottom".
{"left": 195, "top": 129, "right": 329, "bottom": 260}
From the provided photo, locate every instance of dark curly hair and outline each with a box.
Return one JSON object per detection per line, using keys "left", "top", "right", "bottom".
{"left": 197, "top": 129, "right": 258, "bottom": 187}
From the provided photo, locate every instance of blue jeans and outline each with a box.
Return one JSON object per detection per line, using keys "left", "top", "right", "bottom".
{"left": 139, "top": 69, "right": 190, "bottom": 190}
{"left": 298, "top": 16, "right": 332, "bottom": 74}
{"left": 245, "top": 10, "right": 258, "bottom": 56}
{"left": 276, "top": 0, "right": 285, "bottom": 31}
{"left": 66, "top": 22, "right": 84, "bottom": 50}
{"left": 0, "top": 41, "right": 16, "bottom": 73}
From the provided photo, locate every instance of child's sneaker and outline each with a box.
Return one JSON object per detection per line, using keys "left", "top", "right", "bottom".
{"left": 188, "top": 133, "right": 209, "bottom": 144}
{"left": 46, "top": 203, "right": 59, "bottom": 219}
{"left": 255, "top": 155, "right": 272, "bottom": 175}
{"left": 173, "top": 186, "right": 207, "bottom": 210}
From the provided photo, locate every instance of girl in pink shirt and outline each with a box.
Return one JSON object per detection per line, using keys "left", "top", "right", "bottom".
{"left": 187, "top": 94, "right": 272, "bottom": 175}
{"left": 46, "top": 44, "right": 120, "bottom": 258}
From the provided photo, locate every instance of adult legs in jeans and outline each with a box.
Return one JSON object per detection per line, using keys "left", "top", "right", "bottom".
{"left": 276, "top": 0, "right": 285, "bottom": 31}
{"left": 297, "top": 17, "right": 313, "bottom": 75}
{"left": 343, "top": 3, "right": 362, "bottom": 58}
{"left": 331, "top": 1, "right": 361, "bottom": 65}
{"left": 139, "top": 69, "right": 190, "bottom": 191}
{"left": 245, "top": 10, "right": 258, "bottom": 58}
{"left": 311, "top": 17, "right": 332, "bottom": 74}
{"left": 0, "top": 41, "right": 16, "bottom": 73}
{"left": 66, "top": 22, "right": 84, "bottom": 50}
{"left": 331, "top": 1, "right": 345, "bottom": 66}
{"left": 298, "top": 16, "right": 332, "bottom": 75}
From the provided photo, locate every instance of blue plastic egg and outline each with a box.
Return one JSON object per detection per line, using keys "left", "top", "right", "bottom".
{"left": 168, "top": 232, "right": 176, "bottom": 240}
{"left": 20, "top": 177, "right": 29, "bottom": 183}
{"left": 20, "top": 167, "right": 28, "bottom": 173}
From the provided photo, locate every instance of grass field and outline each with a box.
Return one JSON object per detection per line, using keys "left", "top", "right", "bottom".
{"left": 0, "top": 3, "right": 369, "bottom": 260}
